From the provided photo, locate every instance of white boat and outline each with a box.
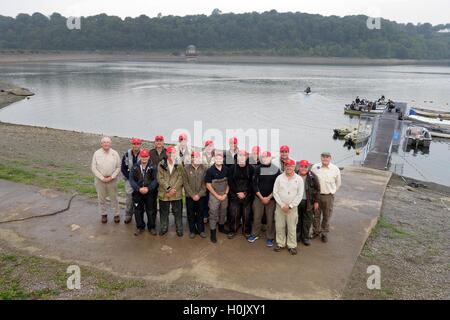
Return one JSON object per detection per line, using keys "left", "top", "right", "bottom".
{"left": 406, "top": 126, "right": 432, "bottom": 148}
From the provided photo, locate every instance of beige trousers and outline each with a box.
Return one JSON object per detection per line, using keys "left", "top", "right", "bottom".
{"left": 94, "top": 178, "right": 120, "bottom": 217}
{"left": 275, "top": 204, "right": 298, "bottom": 249}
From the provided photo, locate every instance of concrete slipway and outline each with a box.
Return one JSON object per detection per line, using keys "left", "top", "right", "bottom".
{"left": 0, "top": 166, "right": 391, "bottom": 299}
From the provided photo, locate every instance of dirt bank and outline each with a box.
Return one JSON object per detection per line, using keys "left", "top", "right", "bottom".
{"left": 0, "top": 82, "right": 34, "bottom": 109}
{"left": 1, "top": 50, "right": 450, "bottom": 66}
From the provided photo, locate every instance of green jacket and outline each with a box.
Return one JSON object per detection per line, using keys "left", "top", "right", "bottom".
{"left": 182, "top": 164, "right": 207, "bottom": 198}
{"left": 157, "top": 159, "right": 183, "bottom": 201}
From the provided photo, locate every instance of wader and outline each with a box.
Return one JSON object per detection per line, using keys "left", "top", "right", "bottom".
{"left": 208, "top": 177, "right": 228, "bottom": 231}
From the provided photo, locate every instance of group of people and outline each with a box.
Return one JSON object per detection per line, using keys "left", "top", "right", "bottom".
{"left": 91, "top": 135, "right": 342, "bottom": 255}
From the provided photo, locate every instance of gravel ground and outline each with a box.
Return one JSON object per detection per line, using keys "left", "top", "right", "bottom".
{"left": 343, "top": 174, "right": 450, "bottom": 299}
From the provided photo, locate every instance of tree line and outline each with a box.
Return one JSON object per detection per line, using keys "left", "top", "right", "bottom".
{"left": 0, "top": 10, "right": 449, "bottom": 59}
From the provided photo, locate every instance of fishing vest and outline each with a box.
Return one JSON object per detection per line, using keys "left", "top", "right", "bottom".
{"left": 124, "top": 149, "right": 140, "bottom": 179}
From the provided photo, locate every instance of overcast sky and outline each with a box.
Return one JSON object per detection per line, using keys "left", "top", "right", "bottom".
{"left": 1, "top": 0, "right": 449, "bottom": 25}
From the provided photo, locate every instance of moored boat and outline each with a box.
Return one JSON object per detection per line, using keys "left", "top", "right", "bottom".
{"left": 410, "top": 107, "right": 450, "bottom": 120}
{"left": 406, "top": 126, "right": 432, "bottom": 148}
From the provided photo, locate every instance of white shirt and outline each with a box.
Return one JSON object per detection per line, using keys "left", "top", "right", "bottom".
{"left": 91, "top": 148, "right": 121, "bottom": 180}
{"left": 273, "top": 172, "right": 304, "bottom": 208}
{"left": 168, "top": 161, "right": 175, "bottom": 174}
{"left": 311, "top": 162, "right": 342, "bottom": 195}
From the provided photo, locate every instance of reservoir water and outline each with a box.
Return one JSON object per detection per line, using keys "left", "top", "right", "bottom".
{"left": 1, "top": 61, "right": 449, "bottom": 185}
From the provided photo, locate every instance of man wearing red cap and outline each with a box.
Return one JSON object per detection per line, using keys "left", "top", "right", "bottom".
{"left": 157, "top": 146, "right": 184, "bottom": 236}
{"left": 202, "top": 140, "right": 215, "bottom": 168}
{"left": 273, "top": 158, "right": 304, "bottom": 255}
{"left": 202, "top": 139, "right": 216, "bottom": 225}
{"left": 205, "top": 151, "right": 229, "bottom": 243}
{"left": 129, "top": 149, "right": 158, "bottom": 236}
{"left": 279, "top": 145, "right": 290, "bottom": 172}
{"left": 250, "top": 146, "right": 261, "bottom": 167}
{"left": 227, "top": 150, "right": 255, "bottom": 239}
{"left": 182, "top": 151, "right": 207, "bottom": 239}
{"left": 121, "top": 138, "right": 142, "bottom": 224}
{"left": 175, "top": 132, "right": 191, "bottom": 166}
{"left": 248, "top": 151, "right": 281, "bottom": 247}
{"left": 297, "top": 160, "right": 320, "bottom": 246}
{"left": 91, "top": 137, "right": 122, "bottom": 224}
{"left": 224, "top": 137, "right": 239, "bottom": 168}
{"left": 150, "top": 135, "right": 167, "bottom": 229}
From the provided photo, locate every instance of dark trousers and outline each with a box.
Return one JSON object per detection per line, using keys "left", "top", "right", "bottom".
{"left": 132, "top": 191, "right": 155, "bottom": 230}
{"left": 159, "top": 199, "right": 183, "bottom": 233}
{"left": 202, "top": 193, "right": 210, "bottom": 219}
{"left": 186, "top": 196, "right": 205, "bottom": 234}
{"left": 229, "top": 198, "right": 252, "bottom": 235}
{"left": 148, "top": 189, "right": 158, "bottom": 229}
{"left": 297, "top": 199, "right": 313, "bottom": 241}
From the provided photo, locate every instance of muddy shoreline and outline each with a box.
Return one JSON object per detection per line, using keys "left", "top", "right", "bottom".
{"left": 1, "top": 51, "right": 450, "bottom": 66}
{"left": 0, "top": 82, "right": 34, "bottom": 109}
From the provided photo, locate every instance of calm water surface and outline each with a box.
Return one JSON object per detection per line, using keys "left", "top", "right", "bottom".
{"left": 1, "top": 61, "right": 449, "bottom": 185}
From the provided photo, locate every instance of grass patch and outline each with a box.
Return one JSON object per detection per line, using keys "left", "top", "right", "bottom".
{"left": 0, "top": 162, "right": 125, "bottom": 196}
{"left": 371, "top": 216, "right": 411, "bottom": 239}
{"left": 0, "top": 250, "right": 148, "bottom": 300}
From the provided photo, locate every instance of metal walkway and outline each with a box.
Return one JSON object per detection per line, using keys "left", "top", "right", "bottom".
{"left": 363, "top": 102, "right": 407, "bottom": 170}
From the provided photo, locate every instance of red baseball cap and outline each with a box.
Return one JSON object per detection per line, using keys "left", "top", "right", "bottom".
{"left": 229, "top": 137, "right": 238, "bottom": 144}
{"left": 280, "top": 145, "right": 290, "bottom": 152}
{"left": 191, "top": 151, "right": 201, "bottom": 158}
{"left": 284, "top": 158, "right": 296, "bottom": 167}
{"left": 251, "top": 146, "right": 260, "bottom": 154}
{"left": 261, "top": 151, "right": 272, "bottom": 157}
{"left": 299, "top": 160, "right": 310, "bottom": 167}
{"left": 131, "top": 138, "right": 142, "bottom": 144}
{"left": 140, "top": 149, "right": 150, "bottom": 158}
{"left": 204, "top": 140, "right": 214, "bottom": 147}
{"left": 238, "top": 149, "right": 248, "bottom": 156}
{"left": 178, "top": 133, "right": 188, "bottom": 142}
{"left": 154, "top": 135, "right": 164, "bottom": 141}
{"left": 166, "top": 146, "right": 176, "bottom": 154}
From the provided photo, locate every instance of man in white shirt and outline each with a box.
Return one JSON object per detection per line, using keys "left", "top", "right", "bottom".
{"left": 175, "top": 133, "right": 192, "bottom": 166}
{"left": 311, "top": 151, "right": 342, "bottom": 243}
{"left": 91, "top": 136, "right": 121, "bottom": 224}
{"left": 273, "top": 159, "right": 304, "bottom": 255}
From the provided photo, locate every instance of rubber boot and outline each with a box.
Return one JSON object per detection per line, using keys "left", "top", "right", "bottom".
{"left": 210, "top": 229, "right": 217, "bottom": 243}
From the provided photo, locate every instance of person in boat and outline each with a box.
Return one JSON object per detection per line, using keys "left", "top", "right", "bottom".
{"left": 305, "top": 87, "right": 311, "bottom": 94}
{"left": 378, "top": 95, "right": 385, "bottom": 102}
{"left": 355, "top": 96, "right": 361, "bottom": 104}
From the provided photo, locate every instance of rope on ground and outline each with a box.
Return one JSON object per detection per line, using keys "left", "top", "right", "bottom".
{"left": 397, "top": 153, "right": 430, "bottom": 182}
{"left": 334, "top": 153, "right": 356, "bottom": 165}
{"left": 0, "top": 193, "right": 78, "bottom": 225}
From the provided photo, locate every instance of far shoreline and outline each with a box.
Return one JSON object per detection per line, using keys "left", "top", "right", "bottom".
{"left": 1, "top": 50, "right": 450, "bottom": 66}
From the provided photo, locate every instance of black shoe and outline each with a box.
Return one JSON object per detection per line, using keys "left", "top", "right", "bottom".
{"left": 288, "top": 248, "right": 298, "bottom": 255}
{"left": 274, "top": 245, "right": 283, "bottom": 252}
{"left": 321, "top": 234, "right": 328, "bottom": 243}
{"left": 124, "top": 215, "right": 132, "bottom": 224}
{"left": 159, "top": 229, "right": 168, "bottom": 236}
{"left": 218, "top": 224, "right": 227, "bottom": 234}
{"left": 302, "top": 239, "right": 311, "bottom": 246}
{"left": 227, "top": 232, "right": 235, "bottom": 239}
{"left": 210, "top": 229, "right": 217, "bottom": 243}
{"left": 176, "top": 231, "right": 183, "bottom": 237}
